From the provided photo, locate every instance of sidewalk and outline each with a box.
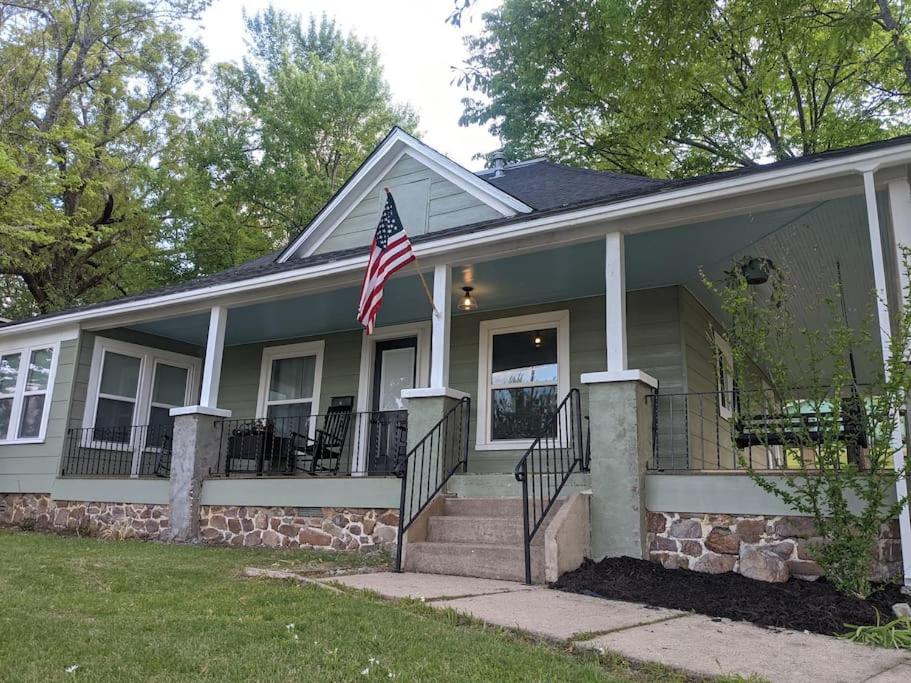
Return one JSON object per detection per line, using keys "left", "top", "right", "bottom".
{"left": 321, "top": 572, "right": 911, "bottom": 683}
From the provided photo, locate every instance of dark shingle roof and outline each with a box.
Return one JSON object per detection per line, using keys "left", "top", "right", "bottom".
{"left": 478, "top": 160, "right": 665, "bottom": 210}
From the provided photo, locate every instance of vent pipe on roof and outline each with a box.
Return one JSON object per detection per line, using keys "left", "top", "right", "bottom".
{"left": 491, "top": 150, "right": 506, "bottom": 178}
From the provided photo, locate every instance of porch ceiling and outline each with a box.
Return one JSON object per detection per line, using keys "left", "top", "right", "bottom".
{"left": 125, "top": 192, "right": 881, "bottom": 381}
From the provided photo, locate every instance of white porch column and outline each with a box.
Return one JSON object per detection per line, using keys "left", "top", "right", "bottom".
{"left": 430, "top": 264, "right": 451, "bottom": 389}
{"left": 199, "top": 305, "right": 227, "bottom": 409}
{"left": 863, "top": 170, "right": 911, "bottom": 588}
{"left": 605, "top": 232, "right": 627, "bottom": 371}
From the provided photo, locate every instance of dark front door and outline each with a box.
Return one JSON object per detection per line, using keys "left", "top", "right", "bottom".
{"left": 368, "top": 337, "right": 416, "bottom": 474}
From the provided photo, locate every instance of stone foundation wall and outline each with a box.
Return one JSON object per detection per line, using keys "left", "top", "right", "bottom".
{"left": 198, "top": 506, "right": 399, "bottom": 552}
{"left": 647, "top": 511, "right": 902, "bottom": 583}
{"left": 0, "top": 493, "right": 169, "bottom": 539}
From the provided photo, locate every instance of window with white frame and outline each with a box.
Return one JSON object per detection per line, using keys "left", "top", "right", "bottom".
{"left": 714, "top": 331, "right": 735, "bottom": 419}
{"left": 83, "top": 338, "right": 199, "bottom": 445}
{"left": 257, "top": 341, "right": 324, "bottom": 436}
{"left": 477, "top": 311, "right": 570, "bottom": 449}
{"left": 0, "top": 343, "right": 59, "bottom": 443}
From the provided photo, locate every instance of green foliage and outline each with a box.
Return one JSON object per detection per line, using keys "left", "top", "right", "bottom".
{"left": 704, "top": 255, "right": 911, "bottom": 597}
{"left": 0, "top": 5, "right": 417, "bottom": 312}
{"left": 842, "top": 614, "right": 911, "bottom": 649}
{"left": 460, "top": 0, "right": 911, "bottom": 176}
{"left": 0, "top": 0, "right": 209, "bottom": 315}
{"left": 149, "top": 11, "right": 418, "bottom": 285}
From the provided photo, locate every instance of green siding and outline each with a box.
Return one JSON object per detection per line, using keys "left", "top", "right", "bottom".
{"left": 313, "top": 154, "right": 500, "bottom": 255}
{"left": 0, "top": 338, "right": 79, "bottom": 492}
{"left": 449, "top": 289, "right": 687, "bottom": 473}
{"left": 216, "top": 330, "right": 363, "bottom": 418}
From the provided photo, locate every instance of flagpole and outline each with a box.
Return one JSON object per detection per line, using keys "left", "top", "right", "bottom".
{"left": 384, "top": 187, "right": 438, "bottom": 315}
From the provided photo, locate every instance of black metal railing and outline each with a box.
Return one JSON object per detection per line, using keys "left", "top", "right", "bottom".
{"left": 394, "top": 397, "right": 471, "bottom": 572}
{"left": 61, "top": 424, "right": 173, "bottom": 477}
{"left": 513, "top": 388, "right": 589, "bottom": 584}
{"left": 647, "top": 387, "right": 872, "bottom": 471}
{"left": 211, "top": 410, "right": 408, "bottom": 477}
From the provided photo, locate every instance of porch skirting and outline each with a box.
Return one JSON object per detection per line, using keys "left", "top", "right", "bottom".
{"left": 198, "top": 505, "right": 399, "bottom": 551}
{"left": 647, "top": 511, "right": 903, "bottom": 583}
{"left": 0, "top": 493, "right": 399, "bottom": 552}
{"left": 0, "top": 493, "right": 169, "bottom": 539}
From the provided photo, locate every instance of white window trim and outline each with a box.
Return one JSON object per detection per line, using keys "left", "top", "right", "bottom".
{"left": 255, "top": 341, "right": 325, "bottom": 433}
{"left": 82, "top": 337, "right": 201, "bottom": 450}
{"left": 714, "top": 331, "right": 735, "bottom": 420}
{"left": 0, "top": 341, "right": 61, "bottom": 445}
{"left": 476, "top": 310, "right": 570, "bottom": 451}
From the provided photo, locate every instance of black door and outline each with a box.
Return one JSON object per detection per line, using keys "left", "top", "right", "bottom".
{"left": 368, "top": 337, "right": 416, "bottom": 474}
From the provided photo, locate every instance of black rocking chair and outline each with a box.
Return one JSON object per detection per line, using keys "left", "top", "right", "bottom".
{"left": 289, "top": 398, "right": 354, "bottom": 475}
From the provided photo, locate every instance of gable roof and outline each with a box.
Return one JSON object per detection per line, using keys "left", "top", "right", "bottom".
{"left": 276, "top": 127, "right": 533, "bottom": 262}
{"left": 5, "top": 132, "right": 911, "bottom": 334}
{"left": 477, "top": 160, "right": 666, "bottom": 210}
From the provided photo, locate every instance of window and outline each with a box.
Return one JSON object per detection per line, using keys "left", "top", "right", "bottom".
{"left": 714, "top": 331, "right": 735, "bottom": 419}
{"left": 257, "top": 341, "right": 324, "bottom": 436}
{"left": 83, "top": 338, "right": 199, "bottom": 445}
{"left": 477, "top": 311, "right": 570, "bottom": 449}
{"left": 0, "top": 343, "right": 59, "bottom": 443}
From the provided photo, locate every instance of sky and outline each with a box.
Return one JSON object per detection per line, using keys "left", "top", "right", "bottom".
{"left": 196, "top": 0, "right": 502, "bottom": 170}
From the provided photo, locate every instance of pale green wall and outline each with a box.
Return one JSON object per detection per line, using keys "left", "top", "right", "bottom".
{"left": 0, "top": 338, "right": 79, "bottom": 493}
{"left": 216, "top": 329, "right": 363, "bottom": 418}
{"left": 449, "top": 289, "right": 687, "bottom": 473}
{"left": 313, "top": 154, "right": 501, "bottom": 255}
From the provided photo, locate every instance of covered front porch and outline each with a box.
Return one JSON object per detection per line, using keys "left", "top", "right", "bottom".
{"left": 59, "top": 169, "right": 909, "bottom": 484}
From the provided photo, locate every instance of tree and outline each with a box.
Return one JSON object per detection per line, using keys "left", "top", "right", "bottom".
{"left": 151, "top": 11, "right": 418, "bottom": 283}
{"left": 0, "top": 0, "right": 208, "bottom": 316}
{"left": 459, "top": 0, "right": 911, "bottom": 176}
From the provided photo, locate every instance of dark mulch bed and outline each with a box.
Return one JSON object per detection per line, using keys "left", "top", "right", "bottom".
{"left": 552, "top": 556, "right": 905, "bottom": 636}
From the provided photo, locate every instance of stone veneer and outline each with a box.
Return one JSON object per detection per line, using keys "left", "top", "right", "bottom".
{"left": 0, "top": 493, "right": 169, "bottom": 539}
{"left": 647, "top": 510, "right": 903, "bottom": 583}
{"left": 198, "top": 505, "right": 400, "bottom": 552}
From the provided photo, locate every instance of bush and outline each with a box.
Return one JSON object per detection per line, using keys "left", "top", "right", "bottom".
{"left": 704, "top": 256, "right": 911, "bottom": 598}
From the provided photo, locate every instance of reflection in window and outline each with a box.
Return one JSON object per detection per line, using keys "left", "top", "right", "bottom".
{"left": 489, "top": 328, "right": 559, "bottom": 441}
{"left": 0, "top": 346, "right": 56, "bottom": 441}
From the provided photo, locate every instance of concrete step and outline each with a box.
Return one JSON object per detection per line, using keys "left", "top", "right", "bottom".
{"left": 442, "top": 496, "right": 563, "bottom": 520}
{"left": 404, "top": 541, "right": 544, "bottom": 583}
{"left": 427, "top": 515, "right": 543, "bottom": 546}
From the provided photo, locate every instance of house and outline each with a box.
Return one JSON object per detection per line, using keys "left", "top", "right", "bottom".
{"left": 0, "top": 128, "right": 909, "bottom": 586}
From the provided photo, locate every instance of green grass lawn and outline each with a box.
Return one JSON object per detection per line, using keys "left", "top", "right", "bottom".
{"left": 0, "top": 529, "right": 690, "bottom": 683}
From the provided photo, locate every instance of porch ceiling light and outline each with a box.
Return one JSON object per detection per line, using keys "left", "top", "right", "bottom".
{"left": 533, "top": 331, "right": 543, "bottom": 348}
{"left": 458, "top": 286, "right": 477, "bottom": 311}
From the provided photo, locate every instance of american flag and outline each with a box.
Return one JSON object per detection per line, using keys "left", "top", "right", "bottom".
{"left": 356, "top": 191, "right": 416, "bottom": 334}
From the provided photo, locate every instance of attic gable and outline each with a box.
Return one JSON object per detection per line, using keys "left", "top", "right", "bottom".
{"left": 277, "top": 128, "right": 532, "bottom": 261}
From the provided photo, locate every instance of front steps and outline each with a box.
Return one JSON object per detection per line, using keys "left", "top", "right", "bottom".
{"left": 403, "top": 497, "right": 557, "bottom": 583}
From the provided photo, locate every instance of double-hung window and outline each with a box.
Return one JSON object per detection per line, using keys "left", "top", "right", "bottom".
{"left": 714, "top": 331, "right": 735, "bottom": 420}
{"left": 83, "top": 338, "right": 200, "bottom": 447}
{"left": 477, "top": 311, "right": 570, "bottom": 450}
{"left": 256, "top": 341, "right": 324, "bottom": 437}
{"left": 0, "top": 343, "right": 59, "bottom": 443}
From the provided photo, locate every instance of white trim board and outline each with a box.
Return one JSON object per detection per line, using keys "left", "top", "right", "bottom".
{"left": 5, "top": 142, "right": 911, "bottom": 339}
{"left": 280, "top": 128, "right": 532, "bottom": 261}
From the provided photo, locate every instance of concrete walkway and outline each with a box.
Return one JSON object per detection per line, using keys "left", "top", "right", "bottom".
{"left": 321, "top": 572, "right": 911, "bottom": 683}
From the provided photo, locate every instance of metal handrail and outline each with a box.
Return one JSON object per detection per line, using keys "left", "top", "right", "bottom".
{"left": 61, "top": 424, "right": 173, "bottom": 477}
{"left": 394, "top": 397, "right": 471, "bottom": 572}
{"left": 513, "top": 388, "right": 589, "bottom": 584}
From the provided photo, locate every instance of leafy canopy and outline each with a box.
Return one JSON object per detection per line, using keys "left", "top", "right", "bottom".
{"left": 0, "top": 0, "right": 208, "bottom": 316}
{"left": 460, "top": 0, "right": 911, "bottom": 176}
{"left": 150, "top": 11, "right": 418, "bottom": 285}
